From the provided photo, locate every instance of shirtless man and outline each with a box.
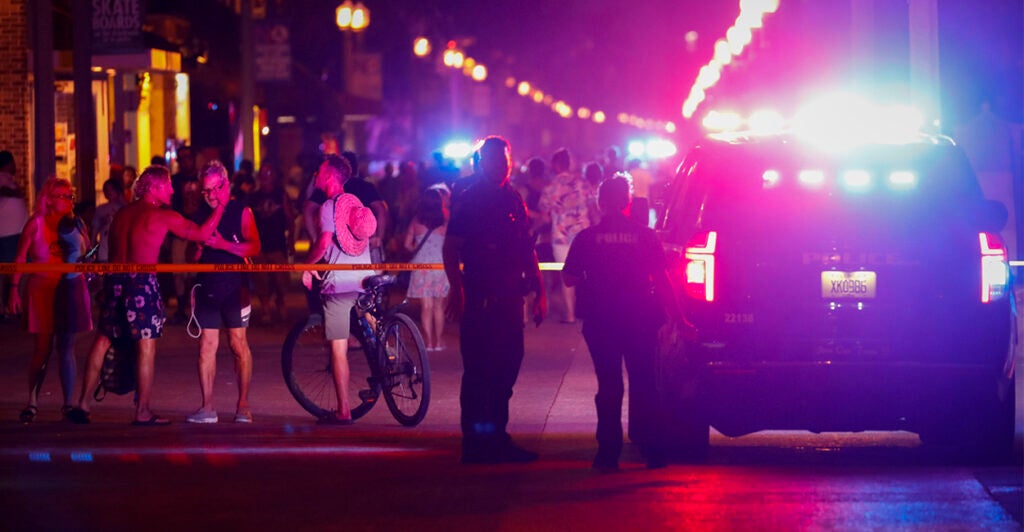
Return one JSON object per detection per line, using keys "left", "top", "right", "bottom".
{"left": 65, "top": 165, "right": 226, "bottom": 425}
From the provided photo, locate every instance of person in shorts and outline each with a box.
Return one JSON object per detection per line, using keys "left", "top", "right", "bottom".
{"left": 537, "top": 148, "right": 591, "bottom": 324}
{"left": 67, "top": 165, "right": 226, "bottom": 425}
{"left": 303, "top": 155, "right": 376, "bottom": 424}
{"left": 185, "top": 161, "right": 261, "bottom": 424}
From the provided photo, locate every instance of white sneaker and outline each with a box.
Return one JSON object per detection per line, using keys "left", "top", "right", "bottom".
{"left": 186, "top": 410, "right": 218, "bottom": 424}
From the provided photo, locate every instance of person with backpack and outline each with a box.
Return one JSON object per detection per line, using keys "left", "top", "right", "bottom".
{"left": 302, "top": 154, "right": 376, "bottom": 424}
{"left": 66, "top": 165, "right": 227, "bottom": 425}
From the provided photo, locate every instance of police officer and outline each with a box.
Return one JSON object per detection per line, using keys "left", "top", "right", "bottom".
{"left": 444, "top": 135, "right": 547, "bottom": 464}
{"left": 562, "top": 174, "right": 683, "bottom": 470}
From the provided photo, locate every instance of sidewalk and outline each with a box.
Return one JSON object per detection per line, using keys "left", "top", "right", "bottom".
{"left": 0, "top": 287, "right": 608, "bottom": 452}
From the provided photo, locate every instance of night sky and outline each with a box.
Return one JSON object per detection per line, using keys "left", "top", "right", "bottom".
{"left": 375, "top": 0, "right": 739, "bottom": 119}
{"left": 366, "top": 0, "right": 1021, "bottom": 126}
{"left": 151, "top": 0, "right": 1021, "bottom": 158}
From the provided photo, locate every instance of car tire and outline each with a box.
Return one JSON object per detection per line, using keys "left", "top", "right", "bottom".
{"left": 919, "top": 372, "right": 1015, "bottom": 464}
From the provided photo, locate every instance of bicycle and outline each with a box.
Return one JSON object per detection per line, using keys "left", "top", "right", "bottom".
{"left": 281, "top": 274, "right": 431, "bottom": 426}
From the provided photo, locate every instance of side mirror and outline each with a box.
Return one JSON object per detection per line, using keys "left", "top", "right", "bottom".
{"left": 980, "top": 200, "right": 1009, "bottom": 233}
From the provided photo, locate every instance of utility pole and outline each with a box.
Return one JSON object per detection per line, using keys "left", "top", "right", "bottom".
{"left": 240, "top": 0, "right": 256, "bottom": 167}
{"left": 73, "top": 0, "right": 96, "bottom": 207}
{"left": 29, "top": 0, "right": 55, "bottom": 191}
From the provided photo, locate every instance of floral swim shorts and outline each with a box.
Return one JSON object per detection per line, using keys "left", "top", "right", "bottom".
{"left": 99, "top": 273, "right": 165, "bottom": 340}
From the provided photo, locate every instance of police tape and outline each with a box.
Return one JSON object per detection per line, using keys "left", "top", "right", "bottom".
{"left": 3, "top": 261, "right": 1021, "bottom": 273}
{"left": 0, "top": 262, "right": 569, "bottom": 274}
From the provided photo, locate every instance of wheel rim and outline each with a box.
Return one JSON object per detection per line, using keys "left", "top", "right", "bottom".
{"left": 282, "top": 321, "right": 377, "bottom": 420}
{"left": 381, "top": 314, "right": 430, "bottom": 425}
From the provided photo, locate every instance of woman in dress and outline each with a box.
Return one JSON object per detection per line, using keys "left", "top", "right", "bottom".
{"left": 8, "top": 177, "right": 94, "bottom": 423}
{"left": 403, "top": 187, "right": 450, "bottom": 351}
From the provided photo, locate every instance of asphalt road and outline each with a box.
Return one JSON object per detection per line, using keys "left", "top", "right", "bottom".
{"left": 0, "top": 292, "right": 1021, "bottom": 530}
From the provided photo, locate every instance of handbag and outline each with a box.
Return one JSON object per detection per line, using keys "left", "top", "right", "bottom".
{"left": 399, "top": 226, "right": 435, "bottom": 289}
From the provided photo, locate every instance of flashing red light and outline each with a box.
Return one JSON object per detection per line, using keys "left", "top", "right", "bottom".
{"left": 979, "top": 232, "right": 1009, "bottom": 303}
{"left": 685, "top": 231, "right": 717, "bottom": 302}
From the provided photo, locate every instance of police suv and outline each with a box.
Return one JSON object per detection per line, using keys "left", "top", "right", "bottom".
{"left": 657, "top": 128, "right": 1016, "bottom": 460}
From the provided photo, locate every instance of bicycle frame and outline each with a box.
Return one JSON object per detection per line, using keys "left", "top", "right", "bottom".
{"left": 349, "top": 279, "right": 408, "bottom": 394}
{"left": 282, "top": 273, "right": 430, "bottom": 425}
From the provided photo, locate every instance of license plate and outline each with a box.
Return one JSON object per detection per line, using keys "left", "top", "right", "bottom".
{"left": 821, "top": 271, "right": 876, "bottom": 298}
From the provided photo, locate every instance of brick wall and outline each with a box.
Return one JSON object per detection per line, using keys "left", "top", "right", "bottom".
{"left": 0, "top": 0, "right": 30, "bottom": 191}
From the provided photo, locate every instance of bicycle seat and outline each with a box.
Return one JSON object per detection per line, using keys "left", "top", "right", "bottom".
{"left": 362, "top": 274, "right": 396, "bottom": 290}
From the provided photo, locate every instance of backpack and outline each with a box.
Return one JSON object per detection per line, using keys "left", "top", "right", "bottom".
{"left": 93, "top": 336, "right": 137, "bottom": 401}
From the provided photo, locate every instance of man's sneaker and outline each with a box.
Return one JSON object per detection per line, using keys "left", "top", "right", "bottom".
{"left": 186, "top": 410, "right": 218, "bottom": 424}
{"left": 234, "top": 409, "right": 253, "bottom": 423}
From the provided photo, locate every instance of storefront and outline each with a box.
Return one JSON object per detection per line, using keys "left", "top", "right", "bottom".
{"left": 53, "top": 48, "right": 189, "bottom": 206}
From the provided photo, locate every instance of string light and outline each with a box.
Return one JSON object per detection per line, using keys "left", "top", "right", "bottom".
{"left": 420, "top": 37, "right": 674, "bottom": 132}
{"left": 682, "top": 0, "right": 780, "bottom": 120}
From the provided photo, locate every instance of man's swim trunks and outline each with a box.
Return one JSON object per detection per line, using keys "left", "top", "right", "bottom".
{"left": 99, "top": 273, "right": 165, "bottom": 340}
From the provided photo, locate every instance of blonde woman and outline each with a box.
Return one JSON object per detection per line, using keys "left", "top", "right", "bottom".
{"left": 8, "top": 177, "right": 93, "bottom": 423}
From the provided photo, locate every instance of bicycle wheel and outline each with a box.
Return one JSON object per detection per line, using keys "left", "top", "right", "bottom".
{"left": 281, "top": 318, "right": 379, "bottom": 421}
{"left": 380, "top": 313, "right": 430, "bottom": 426}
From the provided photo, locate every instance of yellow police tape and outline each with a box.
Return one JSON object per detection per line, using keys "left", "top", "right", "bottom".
{"left": 0, "top": 262, "right": 568, "bottom": 273}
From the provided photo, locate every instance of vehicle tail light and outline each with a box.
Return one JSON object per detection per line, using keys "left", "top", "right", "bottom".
{"left": 685, "top": 231, "right": 717, "bottom": 302}
{"left": 979, "top": 232, "right": 1009, "bottom": 303}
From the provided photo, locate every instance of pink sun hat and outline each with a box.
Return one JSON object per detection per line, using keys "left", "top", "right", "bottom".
{"left": 334, "top": 193, "right": 377, "bottom": 256}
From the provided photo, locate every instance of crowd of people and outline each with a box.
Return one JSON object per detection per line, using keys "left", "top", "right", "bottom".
{"left": 2, "top": 137, "right": 683, "bottom": 471}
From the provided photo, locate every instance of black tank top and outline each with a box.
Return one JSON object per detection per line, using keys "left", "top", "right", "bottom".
{"left": 195, "top": 200, "right": 247, "bottom": 285}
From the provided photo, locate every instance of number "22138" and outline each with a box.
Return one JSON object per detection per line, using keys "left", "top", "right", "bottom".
{"left": 724, "top": 313, "right": 754, "bottom": 324}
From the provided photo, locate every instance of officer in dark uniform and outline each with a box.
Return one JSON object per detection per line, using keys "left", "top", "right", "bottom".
{"left": 444, "top": 135, "right": 547, "bottom": 464}
{"left": 562, "top": 174, "right": 683, "bottom": 470}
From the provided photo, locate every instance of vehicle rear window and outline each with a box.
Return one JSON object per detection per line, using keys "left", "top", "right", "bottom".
{"left": 663, "top": 140, "right": 985, "bottom": 239}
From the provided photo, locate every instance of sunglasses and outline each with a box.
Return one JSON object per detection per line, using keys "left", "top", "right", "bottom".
{"left": 201, "top": 181, "right": 225, "bottom": 195}
{"left": 52, "top": 193, "right": 75, "bottom": 201}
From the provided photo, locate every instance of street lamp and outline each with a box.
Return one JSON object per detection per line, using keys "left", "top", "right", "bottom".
{"left": 413, "top": 37, "right": 431, "bottom": 57}
{"left": 336, "top": 1, "right": 369, "bottom": 32}
{"left": 335, "top": 1, "right": 370, "bottom": 154}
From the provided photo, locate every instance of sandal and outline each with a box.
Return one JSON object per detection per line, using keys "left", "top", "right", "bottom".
{"left": 131, "top": 415, "right": 171, "bottom": 426}
{"left": 19, "top": 405, "right": 38, "bottom": 424}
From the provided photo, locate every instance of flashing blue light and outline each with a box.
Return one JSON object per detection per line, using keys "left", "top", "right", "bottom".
{"left": 442, "top": 141, "right": 474, "bottom": 160}
{"left": 843, "top": 169, "right": 871, "bottom": 189}
{"left": 888, "top": 170, "right": 917, "bottom": 189}
{"left": 627, "top": 140, "right": 646, "bottom": 158}
{"left": 798, "top": 169, "right": 825, "bottom": 187}
{"left": 793, "top": 92, "right": 926, "bottom": 150}
{"left": 70, "top": 452, "right": 94, "bottom": 463}
{"left": 28, "top": 452, "right": 52, "bottom": 462}
{"left": 646, "top": 138, "right": 678, "bottom": 159}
